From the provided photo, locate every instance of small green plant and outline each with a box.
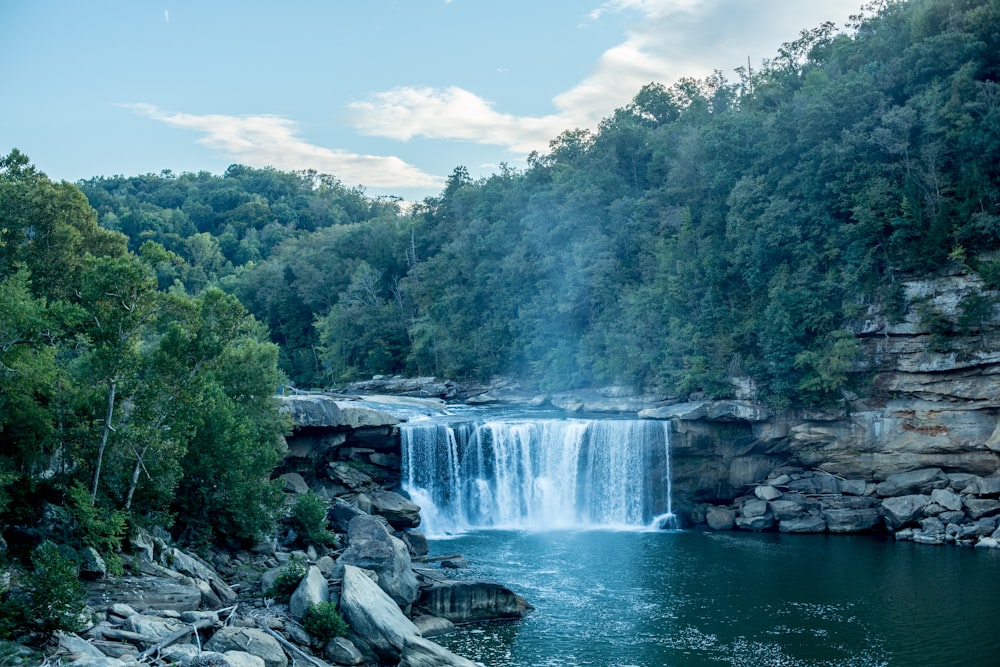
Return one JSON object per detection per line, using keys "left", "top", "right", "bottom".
{"left": 265, "top": 557, "right": 307, "bottom": 601}
{"left": 0, "top": 541, "right": 87, "bottom": 640}
{"left": 291, "top": 491, "right": 337, "bottom": 547}
{"left": 302, "top": 601, "right": 349, "bottom": 642}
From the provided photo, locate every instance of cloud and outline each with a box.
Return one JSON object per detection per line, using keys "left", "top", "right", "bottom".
{"left": 348, "top": 87, "right": 571, "bottom": 155}
{"left": 163, "top": 9, "right": 169, "bottom": 23}
{"left": 346, "top": 0, "right": 858, "bottom": 156}
{"left": 123, "top": 103, "right": 442, "bottom": 189}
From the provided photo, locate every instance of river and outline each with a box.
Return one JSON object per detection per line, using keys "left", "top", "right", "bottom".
{"left": 429, "top": 528, "right": 1000, "bottom": 667}
{"left": 400, "top": 414, "right": 1000, "bottom": 665}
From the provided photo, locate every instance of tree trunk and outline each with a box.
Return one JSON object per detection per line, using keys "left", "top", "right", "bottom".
{"left": 91, "top": 378, "right": 116, "bottom": 506}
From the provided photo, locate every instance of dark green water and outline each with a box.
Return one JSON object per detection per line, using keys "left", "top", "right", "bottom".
{"left": 431, "top": 530, "right": 1000, "bottom": 667}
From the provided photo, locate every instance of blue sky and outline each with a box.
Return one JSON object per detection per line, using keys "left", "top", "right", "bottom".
{"left": 2, "top": 0, "right": 862, "bottom": 201}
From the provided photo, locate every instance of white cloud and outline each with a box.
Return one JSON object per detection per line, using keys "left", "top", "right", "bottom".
{"left": 346, "top": 0, "right": 858, "bottom": 157}
{"left": 163, "top": 9, "right": 169, "bottom": 23}
{"left": 123, "top": 103, "right": 442, "bottom": 189}
{"left": 348, "top": 87, "right": 571, "bottom": 155}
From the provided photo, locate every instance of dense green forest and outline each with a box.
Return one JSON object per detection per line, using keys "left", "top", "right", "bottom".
{"left": 3, "top": 0, "right": 1000, "bottom": 571}
{"left": 75, "top": 0, "right": 1000, "bottom": 408}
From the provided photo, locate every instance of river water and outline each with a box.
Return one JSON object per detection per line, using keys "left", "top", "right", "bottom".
{"left": 429, "top": 529, "right": 1000, "bottom": 667}
{"left": 400, "top": 414, "right": 1000, "bottom": 665}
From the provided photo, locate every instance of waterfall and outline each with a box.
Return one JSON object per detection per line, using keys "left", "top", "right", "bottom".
{"left": 401, "top": 417, "right": 675, "bottom": 535}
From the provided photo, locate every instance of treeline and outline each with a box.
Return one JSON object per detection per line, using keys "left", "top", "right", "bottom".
{"left": 77, "top": 0, "right": 1000, "bottom": 407}
{"left": 0, "top": 151, "right": 290, "bottom": 558}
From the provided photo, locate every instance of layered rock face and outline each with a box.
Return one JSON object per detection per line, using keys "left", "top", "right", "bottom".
{"left": 659, "top": 272, "right": 1000, "bottom": 547}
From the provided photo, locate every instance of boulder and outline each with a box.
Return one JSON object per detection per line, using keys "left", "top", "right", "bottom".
{"left": 325, "top": 636, "right": 365, "bottom": 665}
{"left": 289, "top": 565, "right": 329, "bottom": 620}
{"left": 779, "top": 515, "right": 827, "bottom": 533}
{"left": 279, "top": 395, "right": 399, "bottom": 429}
{"left": 221, "top": 652, "right": 267, "bottom": 667}
{"left": 369, "top": 489, "right": 422, "bottom": 530}
{"left": 204, "top": 627, "right": 287, "bottom": 667}
{"left": 124, "top": 614, "right": 188, "bottom": 644}
{"left": 876, "top": 469, "right": 949, "bottom": 497}
{"left": 403, "top": 530, "right": 430, "bottom": 558}
{"left": 339, "top": 564, "right": 421, "bottom": 663}
{"left": 327, "top": 497, "right": 368, "bottom": 532}
{"left": 823, "top": 508, "right": 883, "bottom": 533}
{"left": 769, "top": 500, "right": 806, "bottom": 521}
{"left": 337, "top": 515, "right": 419, "bottom": 606}
{"left": 754, "top": 485, "right": 782, "bottom": 501}
{"left": 86, "top": 576, "right": 202, "bottom": 612}
{"left": 930, "top": 488, "right": 963, "bottom": 512}
{"left": 279, "top": 472, "right": 310, "bottom": 494}
{"left": 413, "top": 615, "right": 457, "bottom": 637}
{"left": 440, "top": 557, "right": 468, "bottom": 569}
{"left": 398, "top": 635, "right": 479, "bottom": 667}
{"left": 705, "top": 505, "right": 735, "bottom": 531}
{"left": 964, "top": 498, "right": 1000, "bottom": 520}
{"left": 417, "top": 581, "right": 532, "bottom": 624}
{"left": 741, "top": 498, "right": 769, "bottom": 518}
{"left": 79, "top": 547, "right": 107, "bottom": 580}
{"left": 969, "top": 477, "right": 1000, "bottom": 496}
{"left": 882, "top": 495, "right": 931, "bottom": 530}
{"left": 735, "top": 513, "right": 775, "bottom": 531}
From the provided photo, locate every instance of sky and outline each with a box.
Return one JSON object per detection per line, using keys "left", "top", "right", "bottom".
{"left": 1, "top": 0, "right": 863, "bottom": 201}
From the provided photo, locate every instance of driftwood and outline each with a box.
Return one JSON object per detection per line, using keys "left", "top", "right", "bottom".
{"left": 258, "top": 624, "right": 335, "bottom": 667}
{"left": 135, "top": 618, "right": 215, "bottom": 661}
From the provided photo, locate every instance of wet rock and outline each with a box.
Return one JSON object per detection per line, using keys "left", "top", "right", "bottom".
{"left": 823, "top": 508, "right": 882, "bottom": 533}
{"left": 779, "top": 515, "right": 827, "bottom": 533}
{"left": 403, "top": 530, "right": 430, "bottom": 558}
{"left": 440, "top": 557, "right": 468, "bottom": 569}
{"left": 413, "top": 614, "right": 457, "bottom": 637}
{"left": 398, "top": 635, "right": 479, "bottom": 667}
{"left": 417, "top": 580, "right": 533, "bottom": 624}
{"left": 705, "top": 505, "right": 735, "bottom": 531}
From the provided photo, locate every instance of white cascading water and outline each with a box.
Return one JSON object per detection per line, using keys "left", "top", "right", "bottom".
{"left": 402, "top": 418, "right": 675, "bottom": 535}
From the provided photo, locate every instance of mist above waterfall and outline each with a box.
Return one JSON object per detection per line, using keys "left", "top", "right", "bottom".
{"left": 402, "top": 416, "right": 674, "bottom": 536}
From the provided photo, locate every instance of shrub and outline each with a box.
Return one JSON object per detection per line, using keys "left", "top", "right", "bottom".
{"left": 302, "top": 601, "right": 349, "bottom": 642}
{"left": 290, "top": 491, "right": 337, "bottom": 547}
{"left": 265, "top": 557, "right": 307, "bottom": 601}
{"left": 0, "top": 541, "right": 87, "bottom": 640}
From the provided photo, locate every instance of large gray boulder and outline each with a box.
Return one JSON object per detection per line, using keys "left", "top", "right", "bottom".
{"left": 416, "top": 580, "right": 532, "bottom": 624}
{"left": 882, "top": 495, "right": 931, "bottom": 530}
{"left": 204, "top": 627, "right": 287, "bottom": 667}
{"left": 289, "top": 565, "right": 329, "bottom": 620}
{"left": 876, "top": 469, "right": 949, "bottom": 497}
{"left": 823, "top": 508, "right": 882, "bottom": 533}
{"left": 339, "top": 564, "right": 421, "bottom": 663}
{"left": 705, "top": 505, "right": 735, "bottom": 530}
{"left": 279, "top": 394, "right": 399, "bottom": 429}
{"left": 398, "top": 635, "right": 479, "bottom": 667}
{"left": 337, "top": 516, "right": 419, "bottom": 606}
{"left": 369, "top": 489, "right": 422, "bottom": 530}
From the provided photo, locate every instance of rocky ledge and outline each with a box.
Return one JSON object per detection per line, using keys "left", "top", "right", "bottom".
{"left": 692, "top": 466, "right": 1000, "bottom": 548}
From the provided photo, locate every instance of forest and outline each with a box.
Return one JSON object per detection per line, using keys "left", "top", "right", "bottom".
{"left": 2, "top": 0, "right": 999, "bottom": 571}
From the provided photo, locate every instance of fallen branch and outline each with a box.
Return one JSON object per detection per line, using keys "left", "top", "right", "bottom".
{"left": 257, "top": 624, "right": 335, "bottom": 667}
{"left": 136, "top": 618, "right": 214, "bottom": 661}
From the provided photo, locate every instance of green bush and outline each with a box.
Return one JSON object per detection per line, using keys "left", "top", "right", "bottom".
{"left": 302, "top": 601, "right": 349, "bottom": 642}
{"left": 291, "top": 491, "right": 337, "bottom": 547}
{"left": 0, "top": 541, "right": 87, "bottom": 640}
{"left": 265, "top": 557, "right": 307, "bottom": 602}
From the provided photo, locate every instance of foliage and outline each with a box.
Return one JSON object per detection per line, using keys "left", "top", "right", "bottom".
{"left": 302, "top": 601, "right": 350, "bottom": 642}
{"left": 290, "top": 492, "right": 337, "bottom": 547}
{"left": 66, "top": 481, "right": 127, "bottom": 553}
{"left": 0, "top": 541, "right": 87, "bottom": 640}
{"left": 265, "top": 557, "right": 307, "bottom": 601}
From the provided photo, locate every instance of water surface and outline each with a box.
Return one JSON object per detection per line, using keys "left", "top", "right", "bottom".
{"left": 430, "top": 529, "right": 1000, "bottom": 667}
